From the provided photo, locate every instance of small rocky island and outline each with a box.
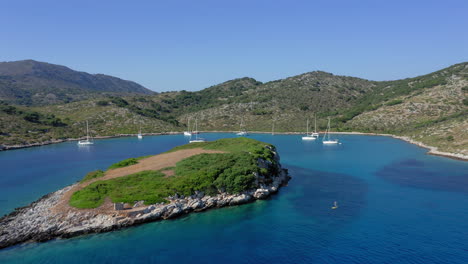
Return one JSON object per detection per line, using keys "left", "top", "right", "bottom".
{"left": 0, "top": 138, "right": 290, "bottom": 249}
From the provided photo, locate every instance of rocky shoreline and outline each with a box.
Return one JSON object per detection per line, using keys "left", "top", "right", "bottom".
{"left": 326, "top": 132, "right": 468, "bottom": 161}
{"left": 0, "top": 155, "right": 290, "bottom": 249}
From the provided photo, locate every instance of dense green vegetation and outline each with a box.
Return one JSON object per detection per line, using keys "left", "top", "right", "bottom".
{"left": 170, "top": 137, "right": 274, "bottom": 160}
{"left": 1, "top": 101, "right": 67, "bottom": 127}
{"left": 70, "top": 170, "right": 168, "bottom": 208}
{"left": 69, "top": 138, "right": 276, "bottom": 208}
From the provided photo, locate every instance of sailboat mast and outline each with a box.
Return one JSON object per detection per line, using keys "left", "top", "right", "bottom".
{"left": 86, "top": 120, "right": 89, "bottom": 141}
{"left": 306, "top": 119, "right": 309, "bottom": 135}
{"left": 195, "top": 118, "right": 198, "bottom": 140}
{"left": 327, "top": 117, "right": 331, "bottom": 141}
{"left": 314, "top": 114, "right": 317, "bottom": 133}
{"left": 272, "top": 120, "right": 275, "bottom": 135}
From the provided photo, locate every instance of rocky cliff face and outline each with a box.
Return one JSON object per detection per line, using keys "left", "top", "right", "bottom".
{"left": 0, "top": 150, "right": 290, "bottom": 249}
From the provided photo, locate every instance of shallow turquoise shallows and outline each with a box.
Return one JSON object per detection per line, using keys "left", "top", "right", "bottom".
{"left": 1, "top": 133, "right": 467, "bottom": 264}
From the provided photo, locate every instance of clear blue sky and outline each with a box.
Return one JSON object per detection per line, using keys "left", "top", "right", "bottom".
{"left": 1, "top": 0, "right": 467, "bottom": 92}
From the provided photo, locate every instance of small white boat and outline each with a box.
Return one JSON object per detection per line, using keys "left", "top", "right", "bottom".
{"left": 236, "top": 117, "right": 248, "bottom": 136}
{"left": 189, "top": 139, "right": 206, "bottom": 143}
{"left": 78, "top": 120, "right": 94, "bottom": 145}
{"left": 137, "top": 126, "right": 143, "bottom": 139}
{"left": 78, "top": 140, "right": 93, "bottom": 145}
{"left": 323, "top": 117, "right": 339, "bottom": 145}
{"left": 184, "top": 118, "right": 192, "bottom": 136}
{"left": 302, "top": 118, "right": 317, "bottom": 140}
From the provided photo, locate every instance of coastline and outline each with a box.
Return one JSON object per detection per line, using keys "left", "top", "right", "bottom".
{"left": 325, "top": 132, "right": 468, "bottom": 162}
{"left": 1, "top": 130, "right": 466, "bottom": 161}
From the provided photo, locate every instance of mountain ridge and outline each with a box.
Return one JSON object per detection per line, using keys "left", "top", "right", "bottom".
{"left": 0, "top": 60, "right": 154, "bottom": 105}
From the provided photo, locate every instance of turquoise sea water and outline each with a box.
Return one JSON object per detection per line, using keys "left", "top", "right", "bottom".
{"left": 0, "top": 133, "right": 467, "bottom": 263}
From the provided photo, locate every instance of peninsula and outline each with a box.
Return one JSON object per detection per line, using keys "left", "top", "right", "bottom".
{"left": 0, "top": 138, "right": 290, "bottom": 249}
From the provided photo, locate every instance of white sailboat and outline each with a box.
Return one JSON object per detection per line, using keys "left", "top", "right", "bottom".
{"left": 323, "top": 117, "right": 339, "bottom": 144}
{"left": 137, "top": 126, "right": 143, "bottom": 139}
{"left": 236, "top": 117, "right": 248, "bottom": 136}
{"left": 184, "top": 118, "right": 192, "bottom": 136}
{"left": 189, "top": 118, "right": 205, "bottom": 143}
{"left": 78, "top": 120, "right": 93, "bottom": 145}
{"left": 302, "top": 118, "right": 317, "bottom": 140}
{"left": 311, "top": 114, "right": 319, "bottom": 138}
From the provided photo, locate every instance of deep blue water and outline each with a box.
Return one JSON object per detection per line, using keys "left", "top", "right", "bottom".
{"left": 0, "top": 133, "right": 467, "bottom": 263}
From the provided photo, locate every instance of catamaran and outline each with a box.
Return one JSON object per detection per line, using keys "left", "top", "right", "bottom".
{"left": 184, "top": 118, "right": 192, "bottom": 136}
{"left": 189, "top": 118, "right": 205, "bottom": 143}
{"left": 78, "top": 120, "right": 93, "bottom": 145}
{"left": 302, "top": 118, "right": 317, "bottom": 140}
{"left": 323, "top": 117, "right": 339, "bottom": 144}
{"left": 236, "top": 117, "right": 248, "bottom": 136}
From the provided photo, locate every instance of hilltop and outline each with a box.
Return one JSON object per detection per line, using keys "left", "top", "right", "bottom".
{"left": 0, "top": 61, "right": 467, "bottom": 156}
{"left": 0, "top": 60, "right": 154, "bottom": 105}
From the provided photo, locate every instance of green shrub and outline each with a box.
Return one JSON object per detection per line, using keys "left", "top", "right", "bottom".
{"left": 1, "top": 105, "right": 17, "bottom": 115}
{"left": 108, "top": 158, "right": 139, "bottom": 169}
{"left": 80, "top": 170, "right": 105, "bottom": 183}
{"left": 386, "top": 99, "right": 403, "bottom": 106}
{"left": 96, "top": 100, "right": 109, "bottom": 106}
{"left": 110, "top": 97, "right": 129, "bottom": 107}
{"left": 23, "top": 111, "right": 41, "bottom": 123}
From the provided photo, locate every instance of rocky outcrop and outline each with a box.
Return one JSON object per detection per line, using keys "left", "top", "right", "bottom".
{"left": 0, "top": 151, "right": 290, "bottom": 249}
